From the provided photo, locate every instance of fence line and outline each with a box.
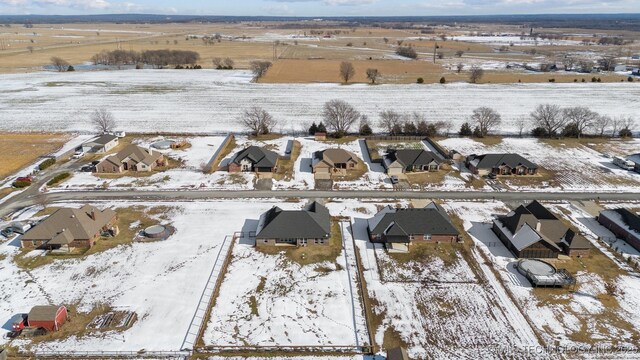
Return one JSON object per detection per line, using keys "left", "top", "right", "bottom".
{"left": 203, "top": 134, "right": 234, "bottom": 173}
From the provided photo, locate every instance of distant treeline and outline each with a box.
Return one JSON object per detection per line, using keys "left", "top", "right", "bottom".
{"left": 91, "top": 49, "right": 200, "bottom": 68}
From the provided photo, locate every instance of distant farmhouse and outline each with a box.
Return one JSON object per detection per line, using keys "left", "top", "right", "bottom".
{"left": 229, "top": 146, "right": 279, "bottom": 173}
{"left": 598, "top": 208, "right": 640, "bottom": 252}
{"left": 492, "top": 201, "right": 591, "bottom": 258}
{"left": 367, "top": 202, "right": 460, "bottom": 252}
{"left": 312, "top": 149, "right": 361, "bottom": 177}
{"left": 466, "top": 153, "right": 538, "bottom": 176}
{"left": 256, "top": 202, "right": 331, "bottom": 247}
{"left": 96, "top": 144, "right": 165, "bottom": 174}
{"left": 21, "top": 205, "right": 118, "bottom": 251}
{"left": 80, "top": 134, "right": 119, "bottom": 154}
{"left": 384, "top": 149, "right": 442, "bottom": 175}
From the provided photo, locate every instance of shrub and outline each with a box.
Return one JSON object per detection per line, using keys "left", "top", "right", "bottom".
{"left": 562, "top": 123, "right": 580, "bottom": 138}
{"left": 574, "top": 79, "right": 577, "bottom": 82}
{"left": 548, "top": 78, "right": 555, "bottom": 82}
{"left": 416, "top": 77, "right": 424, "bottom": 84}
{"left": 47, "top": 172, "right": 70, "bottom": 186}
{"left": 359, "top": 123, "right": 373, "bottom": 136}
{"left": 439, "top": 77, "right": 446, "bottom": 84}
{"left": 628, "top": 76, "right": 634, "bottom": 82}
{"left": 619, "top": 128, "right": 633, "bottom": 138}
{"left": 12, "top": 180, "right": 31, "bottom": 188}
{"left": 67, "top": 65, "right": 75, "bottom": 72}
{"left": 38, "top": 158, "right": 55, "bottom": 171}
{"left": 591, "top": 77, "right": 597, "bottom": 82}
{"left": 597, "top": 78, "right": 602, "bottom": 82}
{"left": 531, "top": 127, "right": 548, "bottom": 137}
{"left": 396, "top": 46, "right": 418, "bottom": 59}
{"left": 581, "top": 78, "right": 586, "bottom": 82}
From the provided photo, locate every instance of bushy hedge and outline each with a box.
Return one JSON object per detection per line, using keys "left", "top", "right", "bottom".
{"left": 47, "top": 172, "right": 70, "bottom": 186}
{"left": 38, "top": 158, "right": 56, "bottom": 171}
{"left": 12, "top": 180, "right": 31, "bottom": 188}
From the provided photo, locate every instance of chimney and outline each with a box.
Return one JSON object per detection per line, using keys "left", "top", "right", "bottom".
{"left": 535, "top": 221, "right": 541, "bottom": 232}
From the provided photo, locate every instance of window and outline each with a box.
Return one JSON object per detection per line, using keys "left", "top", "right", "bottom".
{"left": 426, "top": 234, "right": 432, "bottom": 240}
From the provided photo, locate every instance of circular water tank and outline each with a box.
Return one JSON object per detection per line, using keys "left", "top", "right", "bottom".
{"left": 144, "top": 225, "right": 167, "bottom": 239}
{"left": 151, "top": 140, "right": 176, "bottom": 150}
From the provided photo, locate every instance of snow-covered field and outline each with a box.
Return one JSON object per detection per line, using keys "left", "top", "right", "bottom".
{"left": 1, "top": 70, "right": 638, "bottom": 134}
{"left": 452, "top": 35, "right": 581, "bottom": 46}
{"left": 439, "top": 137, "right": 640, "bottom": 192}
{"left": 447, "top": 200, "right": 640, "bottom": 354}
{"left": 0, "top": 200, "right": 278, "bottom": 352}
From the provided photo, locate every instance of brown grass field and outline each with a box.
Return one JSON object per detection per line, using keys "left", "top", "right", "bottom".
{"left": 0, "top": 132, "right": 71, "bottom": 180}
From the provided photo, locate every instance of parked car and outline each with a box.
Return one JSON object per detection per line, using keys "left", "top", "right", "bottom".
{"left": 488, "top": 173, "right": 497, "bottom": 180}
{"left": 72, "top": 152, "right": 84, "bottom": 159}
{"left": 16, "top": 176, "right": 33, "bottom": 183}
{"left": 0, "top": 227, "right": 13, "bottom": 238}
{"left": 390, "top": 175, "right": 399, "bottom": 184}
{"left": 80, "top": 165, "right": 95, "bottom": 172}
{"left": 9, "top": 222, "right": 31, "bottom": 235}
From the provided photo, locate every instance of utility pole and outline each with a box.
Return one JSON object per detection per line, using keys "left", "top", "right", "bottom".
{"left": 273, "top": 42, "right": 277, "bottom": 61}
{"left": 433, "top": 42, "right": 437, "bottom": 64}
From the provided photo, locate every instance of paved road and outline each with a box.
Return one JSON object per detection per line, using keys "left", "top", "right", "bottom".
{"left": 3, "top": 188, "right": 639, "bottom": 219}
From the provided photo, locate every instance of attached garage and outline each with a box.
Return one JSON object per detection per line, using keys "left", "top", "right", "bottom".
{"left": 28, "top": 305, "right": 67, "bottom": 332}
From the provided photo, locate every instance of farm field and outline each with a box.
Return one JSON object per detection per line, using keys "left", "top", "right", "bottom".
{"left": 0, "top": 132, "right": 71, "bottom": 180}
{"left": 0, "top": 70, "right": 638, "bottom": 134}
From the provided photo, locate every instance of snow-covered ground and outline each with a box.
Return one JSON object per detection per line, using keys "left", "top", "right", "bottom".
{"left": 203, "top": 204, "right": 367, "bottom": 348}
{"left": 439, "top": 137, "right": 640, "bottom": 192}
{"left": 452, "top": 35, "right": 581, "bottom": 46}
{"left": 446, "top": 200, "right": 640, "bottom": 354}
{"left": 1, "top": 70, "right": 638, "bottom": 134}
{"left": 0, "top": 200, "right": 278, "bottom": 352}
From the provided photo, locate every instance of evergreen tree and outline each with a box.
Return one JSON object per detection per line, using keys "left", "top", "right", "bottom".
{"left": 308, "top": 122, "right": 318, "bottom": 135}
{"left": 459, "top": 122, "right": 472, "bottom": 136}
{"left": 317, "top": 122, "right": 327, "bottom": 133}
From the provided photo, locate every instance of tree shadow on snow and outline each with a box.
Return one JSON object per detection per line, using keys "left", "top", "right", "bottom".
{"left": 239, "top": 219, "right": 259, "bottom": 246}
{"left": 299, "top": 157, "right": 313, "bottom": 173}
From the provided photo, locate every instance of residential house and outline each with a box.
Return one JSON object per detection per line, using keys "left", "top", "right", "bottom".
{"left": 466, "top": 153, "right": 538, "bottom": 176}
{"left": 367, "top": 202, "right": 460, "bottom": 252}
{"left": 614, "top": 64, "right": 627, "bottom": 72}
{"left": 80, "top": 134, "right": 119, "bottom": 154}
{"left": 21, "top": 205, "right": 118, "bottom": 250}
{"left": 492, "top": 201, "right": 591, "bottom": 258}
{"left": 312, "top": 149, "right": 361, "bottom": 177}
{"left": 314, "top": 132, "right": 327, "bottom": 141}
{"left": 626, "top": 153, "right": 640, "bottom": 173}
{"left": 256, "top": 201, "right": 331, "bottom": 247}
{"left": 384, "top": 149, "right": 442, "bottom": 175}
{"left": 228, "top": 146, "right": 279, "bottom": 173}
{"left": 598, "top": 209, "right": 640, "bottom": 252}
{"left": 96, "top": 144, "right": 165, "bottom": 174}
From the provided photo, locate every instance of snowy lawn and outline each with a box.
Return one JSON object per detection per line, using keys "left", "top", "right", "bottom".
{"left": 203, "top": 201, "right": 368, "bottom": 348}
{"left": 324, "top": 200, "right": 540, "bottom": 359}
{"left": 446, "top": 200, "right": 640, "bottom": 354}
{"left": 1, "top": 70, "right": 637, "bottom": 134}
{"left": 439, "top": 137, "right": 640, "bottom": 192}
{"left": 0, "top": 200, "right": 277, "bottom": 352}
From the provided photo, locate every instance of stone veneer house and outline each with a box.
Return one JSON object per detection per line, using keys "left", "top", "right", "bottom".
{"left": 255, "top": 201, "right": 331, "bottom": 247}
{"left": 312, "top": 149, "right": 360, "bottom": 177}
{"left": 367, "top": 202, "right": 460, "bottom": 252}
{"left": 492, "top": 200, "right": 591, "bottom": 258}
{"left": 598, "top": 208, "right": 640, "bottom": 252}
{"left": 21, "top": 205, "right": 118, "bottom": 250}
{"left": 96, "top": 144, "right": 165, "bottom": 174}
{"left": 384, "top": 149, "right": 442, "bottom": 175}
{"left": 466, "top": 153, "right": 538, "bottom": 176}
{"left": 228, "top": 146, "right": 279, "bottom": 173}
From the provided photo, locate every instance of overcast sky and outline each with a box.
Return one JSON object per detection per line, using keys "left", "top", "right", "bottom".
{"left": 1, "top": 0, "right": 639, "bottom": 16}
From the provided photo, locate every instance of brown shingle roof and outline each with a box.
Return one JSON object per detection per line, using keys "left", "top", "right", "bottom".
{"left": 22, "top": 205, "right": 116, "bottom": 242}
{"left": 315, "top": 149, "right": 359, "bottom": 166}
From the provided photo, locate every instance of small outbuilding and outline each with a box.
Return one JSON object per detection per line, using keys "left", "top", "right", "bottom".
{"left": 387, "top": 347, "right": 409, "bottom": 360}
{"left": 28, "top": 305, "right": 67, "bottom": 332}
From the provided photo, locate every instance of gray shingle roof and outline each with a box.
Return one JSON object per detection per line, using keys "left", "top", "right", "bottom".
{"left": 387, "top": 149, "right": 441, "bottom": 168}
{"left": 368, "top": 203, "right": 459, "bottom": 237}
{"left": 88, "top": 134, "right": 118, "bottom": 146}
{"left": 232, "top": 146, "right": 279, "bottom": 168}
{"left": 256, "top": 201, "right": 331, "bottom": 239}
{"left": 470, "top": 153, "right": 537, "bottom": 170}
{"left": 613, "top": 208, "right": 640, "bottom": 232}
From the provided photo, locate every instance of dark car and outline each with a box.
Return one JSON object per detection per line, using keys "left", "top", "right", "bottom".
{"left": 488, "top": 173, "right": 497, "bottom": 180}
{"left": 0, "top": 227, "right": 13, "bottom": 238}
{"left": 390, "top": 175, "right": 399, "bottom": 184}
{"left": 80, "top": 165, "right": 95, "bottom": 172}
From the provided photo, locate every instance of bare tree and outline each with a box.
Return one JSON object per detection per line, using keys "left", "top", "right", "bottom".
{"left": 455, "top": 50, "right": 464, "bottom": 57}
{"left": 562, "top": 106, "right": 599, "bottom": 138}
{"left": 378, "top": 110, "right": 403, "bottom": 134}
{"left": 249, "top": 60, "right": 272, "bottom": 81}
{"left": 339, "top": 61, "right": 355, "bottom": 83}
{"left": 90, "top": 108, "right": 116, "bottom": 134}
{"left": 366, "top": 68, "right": 380, "bottom": 84}
{"left": 618, "top": 116, "right": 635, "bottom": 138}
{"left": 212, "top": 57, "right": 222, "bottom": 68}
{"left": 50, "top": 56, "right": 69, "bottom": 72}
{"left": 598, "top": 55, "right": 617, "bottom": 71}
{"left": 322, "top": 99, "right": 360, "bottom": 136}
{"left": 593, "top": 115, "right": 611, "bottom": 137}
{"left": 561, "top": 55, "right": 576, "bottom": 71}
{"left": 469, "top": 66, "right": 484, "bottom": 83}
{"left": 223, "top": 57, "right": 234, "bottom": 69}
{"left": 238, "top": 106, "right": 277, "bottom": 136}
{"left": 515, "top": 116, "right": 528, "bottom": 137}
{"left": 456, "top": 63, "right": 464, "bottom": 73}
{"left": 470, "top": 107, "right": 501, "bottom": 137}
{"left": 611, "top": 117, "right": 620, "bottom": 137}
{"left": 531, "top": 104, "right": 565, "bottom": 137}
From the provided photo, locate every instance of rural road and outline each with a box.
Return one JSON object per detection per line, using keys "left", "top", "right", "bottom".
{"left": 2, "top": 189, "right": 640, "bottom": 219}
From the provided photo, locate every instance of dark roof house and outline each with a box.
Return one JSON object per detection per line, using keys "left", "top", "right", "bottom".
{"left": 229, "top": 146, "right": 279, "bottom": 173}
{"left": 384, "top": 149, "right": 442, "bottom": 174}
{"left": 256, "top": 201, "right": 331, "bottom": 246}
{"left": 466, "top": 153, "right": 538, "bottom": 176}
{"left": 492, "top": 201, "right": 591, "bottom": 258}
{"left": 368, "top": 202, "right": 459, "bottom": 251}
{"left": 81, "top": 134, "right": 119, "bottom": 153}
